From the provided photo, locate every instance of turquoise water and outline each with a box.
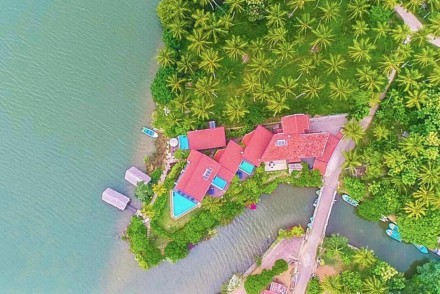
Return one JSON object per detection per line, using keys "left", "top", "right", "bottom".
{"left": 239, "top": 160, "right": 255, "bottom": 174}
{"left": 212, "top": 176, "right": 227, "bottom": 189}
{"left": 0, "top": 0, "right": 160, "bottom": 291}
{"left": 172, "top": 191, "right": 198, "bottom": 218}
{"left": 178, "top": 135, "right": 189, "bottom": 150}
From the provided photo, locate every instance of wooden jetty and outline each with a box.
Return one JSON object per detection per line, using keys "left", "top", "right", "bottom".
{"left": 124, "top": 167, "right": 151, "bottom": 186}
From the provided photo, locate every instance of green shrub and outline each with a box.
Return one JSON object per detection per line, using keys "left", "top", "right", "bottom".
{"left": 368, "top": 6, "right": 393, "bottom": 24}
{"left": 164, "top": 241, "right": 189, "bottom": 262}
{"left": 135, "top": 182, "right": 154, "bottom": 203}
{"left": 306, "top": 277, "right": 322, "bottom": 294}
{"left": 244, "top": 259, "right": 288, "bottom": 294}
{"left": 342, "top": 177, "right": 366, "bottom": 201}
{"left": 151, "top": 67, "right": 175, "bottom": 104}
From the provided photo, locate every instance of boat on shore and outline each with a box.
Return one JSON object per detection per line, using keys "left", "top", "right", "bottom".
{"left": 413, "top": 244, "right": 429, "bottom": 254}
{"left": 141, "top": 127, "right": 158, "bottom": 138}
{"left": 341, "top": 194, "right": 359, "bottom": 207}
{"left": 386, "top": 229, "right": 402, "bottom": 242}
{"left": 388, "top": 223, "right": 398, "bottom": 231}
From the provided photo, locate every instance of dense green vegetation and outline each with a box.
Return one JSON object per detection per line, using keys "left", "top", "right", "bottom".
{"left": 244, "top": 259, "right": 288, "bottom": 294}
{"left": 307, "top": 234, "right": 440, "bottom": 293}
{"left": 152, "top": 0, "right": 404, "bottom": 137}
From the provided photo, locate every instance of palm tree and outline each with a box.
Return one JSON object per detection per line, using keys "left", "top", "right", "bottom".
{"left": 166, "top": 74, "right": 186, "bottom": 94}
{"left": 400, "top": 134, "right": 424, "bottom": 157}
{"left": 170, "top": 0, "right": 190, "bottom": 19}
{"left": 265, "top": 26, "right": 288, "bottom": 47}
{"left": 177, "top": 53, "right": 197, "bottom": 75}
{"left": 353, "top": 248, "right": 376, "bottom": 269}
{"left": 348, "top": 0, "right": 371, "bottom": 20}
{"left": 329, "top": 78, "right": 353, "bottom": 100}
{"left": 419, "top": 163, "right": 440, "bottom": 188}
{"left": 242, "top": 74, "right": 260, "bottom": 93}
{"left": 413, "top": 186, "right": 435, "bottom": 206}
{"left": 404, "top": 200, "right": 427, "bottom": 219}
{"left": 171, "top": 93, "right": 190, "bottom": 114}
{"left": 194, "top": 76, "right": 219, "bottom": 99}
{"left": 266, "top": 4, "right": 287, "bottom": 27}
{"left": 429, "top": 65, "right": 440, "bottom": 86}
{"left": 187, "top": 30, "right": 212, "bottom": 55}
{"left": 224, "top": 0, "right": 245, "bottom": 15}
{"left": 429, "top": 190, "right": 440, "bottom": 209}
{"left": 249, "top": 38, "right": 265, "bottom": 55}
{"left": 254, "top": 82, "right": 274, "bottom": 102}
{"left": 411, "top": 27, "right": 430, "bottom": 47}
{"left": 295, "top": 13, "right": 316, "bottom": 35}
{"left": 392, "top": 24, "right": 412, "bottom": 43}
{"left": 192, "top": 9, "right": 210, "bottom": 28}
{"left": 205, "top": 17, "right": 227, "bottom": 43}
{"left": 276, "top": 76, "right": 297, "bottom": 97}
{"left": 352, "top": 20, "right": 369, "bottom": 38}
{"left": 324, "top": 54, "right": 345, "bottom": 75}
{"left": 202, "top": 197, "right": 223, "bottom": 214}
{"left": 373, "top": 124, "right": 390, "bottom": 140}
{"left": 223, "top": 35, "right": 247, "bottom": 61}
{"left": 200, "top": 49, "right": 223, "bottom": 77}
{"left": 414, "top": 47, "right": 436, "bottom": 67}
{"left": 219, "top": 14, "right": 234, "bottom": 30}
{"left": 249, "top": 53, "right": 272, "bottom": 77}
{"left": 302, "top": 76, "right": 324, "bottom": 98}
{"left": 396, "top": 68, "right": 423, "bottom": 92}
{"left": 406, "top": 88, "right": 428, "bottom": 109}
{"left": 343, "top": 120, "right": 365, "bottom": 144}
{"left": 395, "top": 44, "right": 413, "bottom": 61}
{"left": 191, "top": 97, "right": 214, "bottom": 120}
{"left": 298, "top": 59, "right": 316, "bottom": 77}
{"left": 404, "top": 0, "right": 424, "bottom": 12}
{"left": 349, "top": 38, "right": 376, "bottom": 62}
{"left": 152, "top": 183, "right": 167, "bottom": 196}
{"left": 343, "top": 150, "right": 362, "bottom": 174}
{"left": 156, "top": 47, "right": 175, "bottom": 67}
{"left": 272, "top": 41, "right": 296, "bottom": 62}
{"left": 379, "top": 54, "right": 403, "bottom": 75}
{"left": 224, "top": 96, "right": 249, "bottom": 123}
{"left": 321, "top": 275, "right": 343, "bottom": 293}
{"left": 266, "top": 92, "right": 289, "bottom": 116}
{"left": 428, "top": 13, "right": 440, "bottom": 37}
{"left": 319, "top": 1, "right": 339, "bottom": 23}
{"left": 311, "top": 25, "right": 335, "bottom": 50}
{"left": 168, "top": 18, "right": 189, "bottom": 40}
{"left": 373, "top": 21, "right": 390, "bottom": 42}
{"left": 362, "top": 276, "right": 388, "bottom": 294}
{"left": 287, "top": 0, "right": 311, "bottom": 16}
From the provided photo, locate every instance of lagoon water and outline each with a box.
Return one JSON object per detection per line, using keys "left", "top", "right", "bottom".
{"left": 1, "top": 0, "right": 435, "bottom": 293}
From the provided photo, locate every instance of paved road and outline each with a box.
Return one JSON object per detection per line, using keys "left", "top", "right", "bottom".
{"left": 394, "top": 5, "right": 440, "bottom": 47}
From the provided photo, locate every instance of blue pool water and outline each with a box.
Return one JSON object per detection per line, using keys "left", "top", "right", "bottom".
{"left": 239, "top": 160, "right": 255, "bottom": 174}
{"left": 172, "top": 191, "right": 197, "bottom": 218}
{"left": 212, "top": 176, "right": 227, "bottom": 190}
{"left": 178, "top": 135, "right": 189, "bottom": 150}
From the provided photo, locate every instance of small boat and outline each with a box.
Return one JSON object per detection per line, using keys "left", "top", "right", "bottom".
{"left": 388, "top": 223, "right": 398, "bottom": 231}
{"left": 341, "top": 194, "right": 359, "bottom": 207}
{"left": 413, "top": 244, "right": 429, "bottom": 254}
{"left": 316, "top": 188, "right": 322, "bottom": 196}
{"left": 313, "top": 198, "right": 318, "bottom": 207}
{"left": 141, "top": 127, "right": 158, "bottom": 138}
{"left": 386, "top": 229, "right": 402, "bottom": 242}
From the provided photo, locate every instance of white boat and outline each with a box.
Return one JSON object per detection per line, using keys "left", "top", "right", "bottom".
{"left": 141, "top": 127, "right": 158, "bottom": 138}
{"left": 342, "top": 194, "right": 359, "bottom": 206}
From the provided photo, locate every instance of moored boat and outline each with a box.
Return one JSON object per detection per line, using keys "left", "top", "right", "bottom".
{"left": 141, "top": 127, "right": 158, "bottom": 138}
{"left": 388, "top": 223, "right": 398, "bottom": 231}
{"left": 386, "top": 229, "right": 402, "bottom": 242}
{"left": 413, "top": 244, "right": 429, "bottom": 254}
{"left": 341, "top": 194, "right": 359, "bottom": 207}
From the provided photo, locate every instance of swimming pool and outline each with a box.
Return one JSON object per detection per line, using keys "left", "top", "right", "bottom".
{"left": 172, "top": 190, "right": 198, "bottom": 218}
{"left": 239, "top": 160, "right": 255, "bottom": 174}
{"left": 178, "top": 135, "right": 189, "bottom": 150}
{"left": 212, "top": 176, "right": 227, "bottom": 190}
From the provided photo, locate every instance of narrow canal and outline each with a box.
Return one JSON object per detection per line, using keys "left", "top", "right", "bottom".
{"left": 327, "top": 196, "right": 439, "bottom": 275}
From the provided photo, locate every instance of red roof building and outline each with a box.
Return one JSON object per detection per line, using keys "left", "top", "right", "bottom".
{"left": 242, "top": 125, "right": 273, "bottom": 166}
{"left": 175, "top": 150, "right": 221, "bottom": 202}
{"left": 214, "top": 140, "right": 244, "bottom": 182}
{"left": 281, "top": 114, "right": 310, "bottom": 134}
{"left": 187, "top": 127, "right": 226, "bottom": 150}
{"left": 313, "top": 134, "right": 341, "bottom": 175}
{"left": 261, "top": 133, "right": 329, "bottom": 162}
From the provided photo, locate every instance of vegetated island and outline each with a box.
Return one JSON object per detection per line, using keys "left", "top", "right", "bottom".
{"left": 123, "top": 0, "right": 440, "bottom": 274}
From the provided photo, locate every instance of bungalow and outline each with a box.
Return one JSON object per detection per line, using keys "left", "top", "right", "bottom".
{"left": 178, "top": 127, "right": 226, "bottom": 151}
{"left": 241, "top": 125, "right": 273, "bottom": 175}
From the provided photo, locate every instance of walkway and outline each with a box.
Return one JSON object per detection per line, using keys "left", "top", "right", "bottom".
{"left": 394, "top": 5, "right": 440, "bottom": 47}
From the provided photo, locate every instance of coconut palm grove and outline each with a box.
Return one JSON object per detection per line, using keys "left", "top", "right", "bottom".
{"left": 124, "top": 0, "right": 440, "bottom": 292}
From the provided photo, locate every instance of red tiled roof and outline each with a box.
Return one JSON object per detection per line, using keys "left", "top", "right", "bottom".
{"left": 335, "top": 131, "right": 344, "bottom": 140}
{"left": 313, "top": 159, "right": 328, "bottom": 175}
{"left": 242, "top": 125, "right": 273, "bottom": 166}
{"left": 217, "top": 166, "right": 235, "bottom": 183}
{"left": 242, "top": 130, "right": 255, "bottom": 146}
{"left": 316, "top": 134, "right": 340, "bottom": 163}
{"left": 261, "top": 133, "right": 329, "bottom": 162}
{"left": 187, "top": 127, "right": 226, "bottom": 150}
{"left": 281, "top": 114, "right": 310, "bottom": 134}
{"left": 217, "top": 141, "right": 244, "bottom": 178}
{"left": 175, "top": 150, "right": 220, "bottom": 202}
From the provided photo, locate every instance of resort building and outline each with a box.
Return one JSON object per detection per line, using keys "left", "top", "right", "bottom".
{"left": 241, "top": 125, "right": 274, "bottom": 174}
{"left": 124, "top": 166, "right": 151, "bottom": 186}
{"left": 178, "top": 127, "right": 226, "bottom": 151}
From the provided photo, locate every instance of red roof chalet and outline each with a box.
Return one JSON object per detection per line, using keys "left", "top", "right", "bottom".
{"left": 313, "top": 134, "right": 341, "bottom": 175}
{"left": 281, "top": 114, "right": 310, "bottom": 134}
{"left": 214, "top": 140, "right": 244, "bottom": 182}
{"left": 261, "top": 133, "right": 329, "bottom": 162}
{"left": 187, "top": 127, "right": 226, "bottom": 150}
{"left": 242, "top": 125, "right": 273, "bottom": 166}
{"left": 175, "top": 150, "right": 220, "bottom": 202}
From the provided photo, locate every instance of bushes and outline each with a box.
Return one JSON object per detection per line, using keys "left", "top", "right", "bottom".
{"left": 151, "top": 67, "right": 174, "bottom": 104}
{"left": 164, "top": 241, "right": 189, "bottom": 262}
{"left": 244, "top": 259, "right": 288, "bottom": 294}
{"left": 290, "top": 167, "right": 323, "bottom": 187}
{"left": 306, "top": 277, "right": 322, "bottom": 294}
{"left": 342, "top": 177, "right": 366, "bottom": 201}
